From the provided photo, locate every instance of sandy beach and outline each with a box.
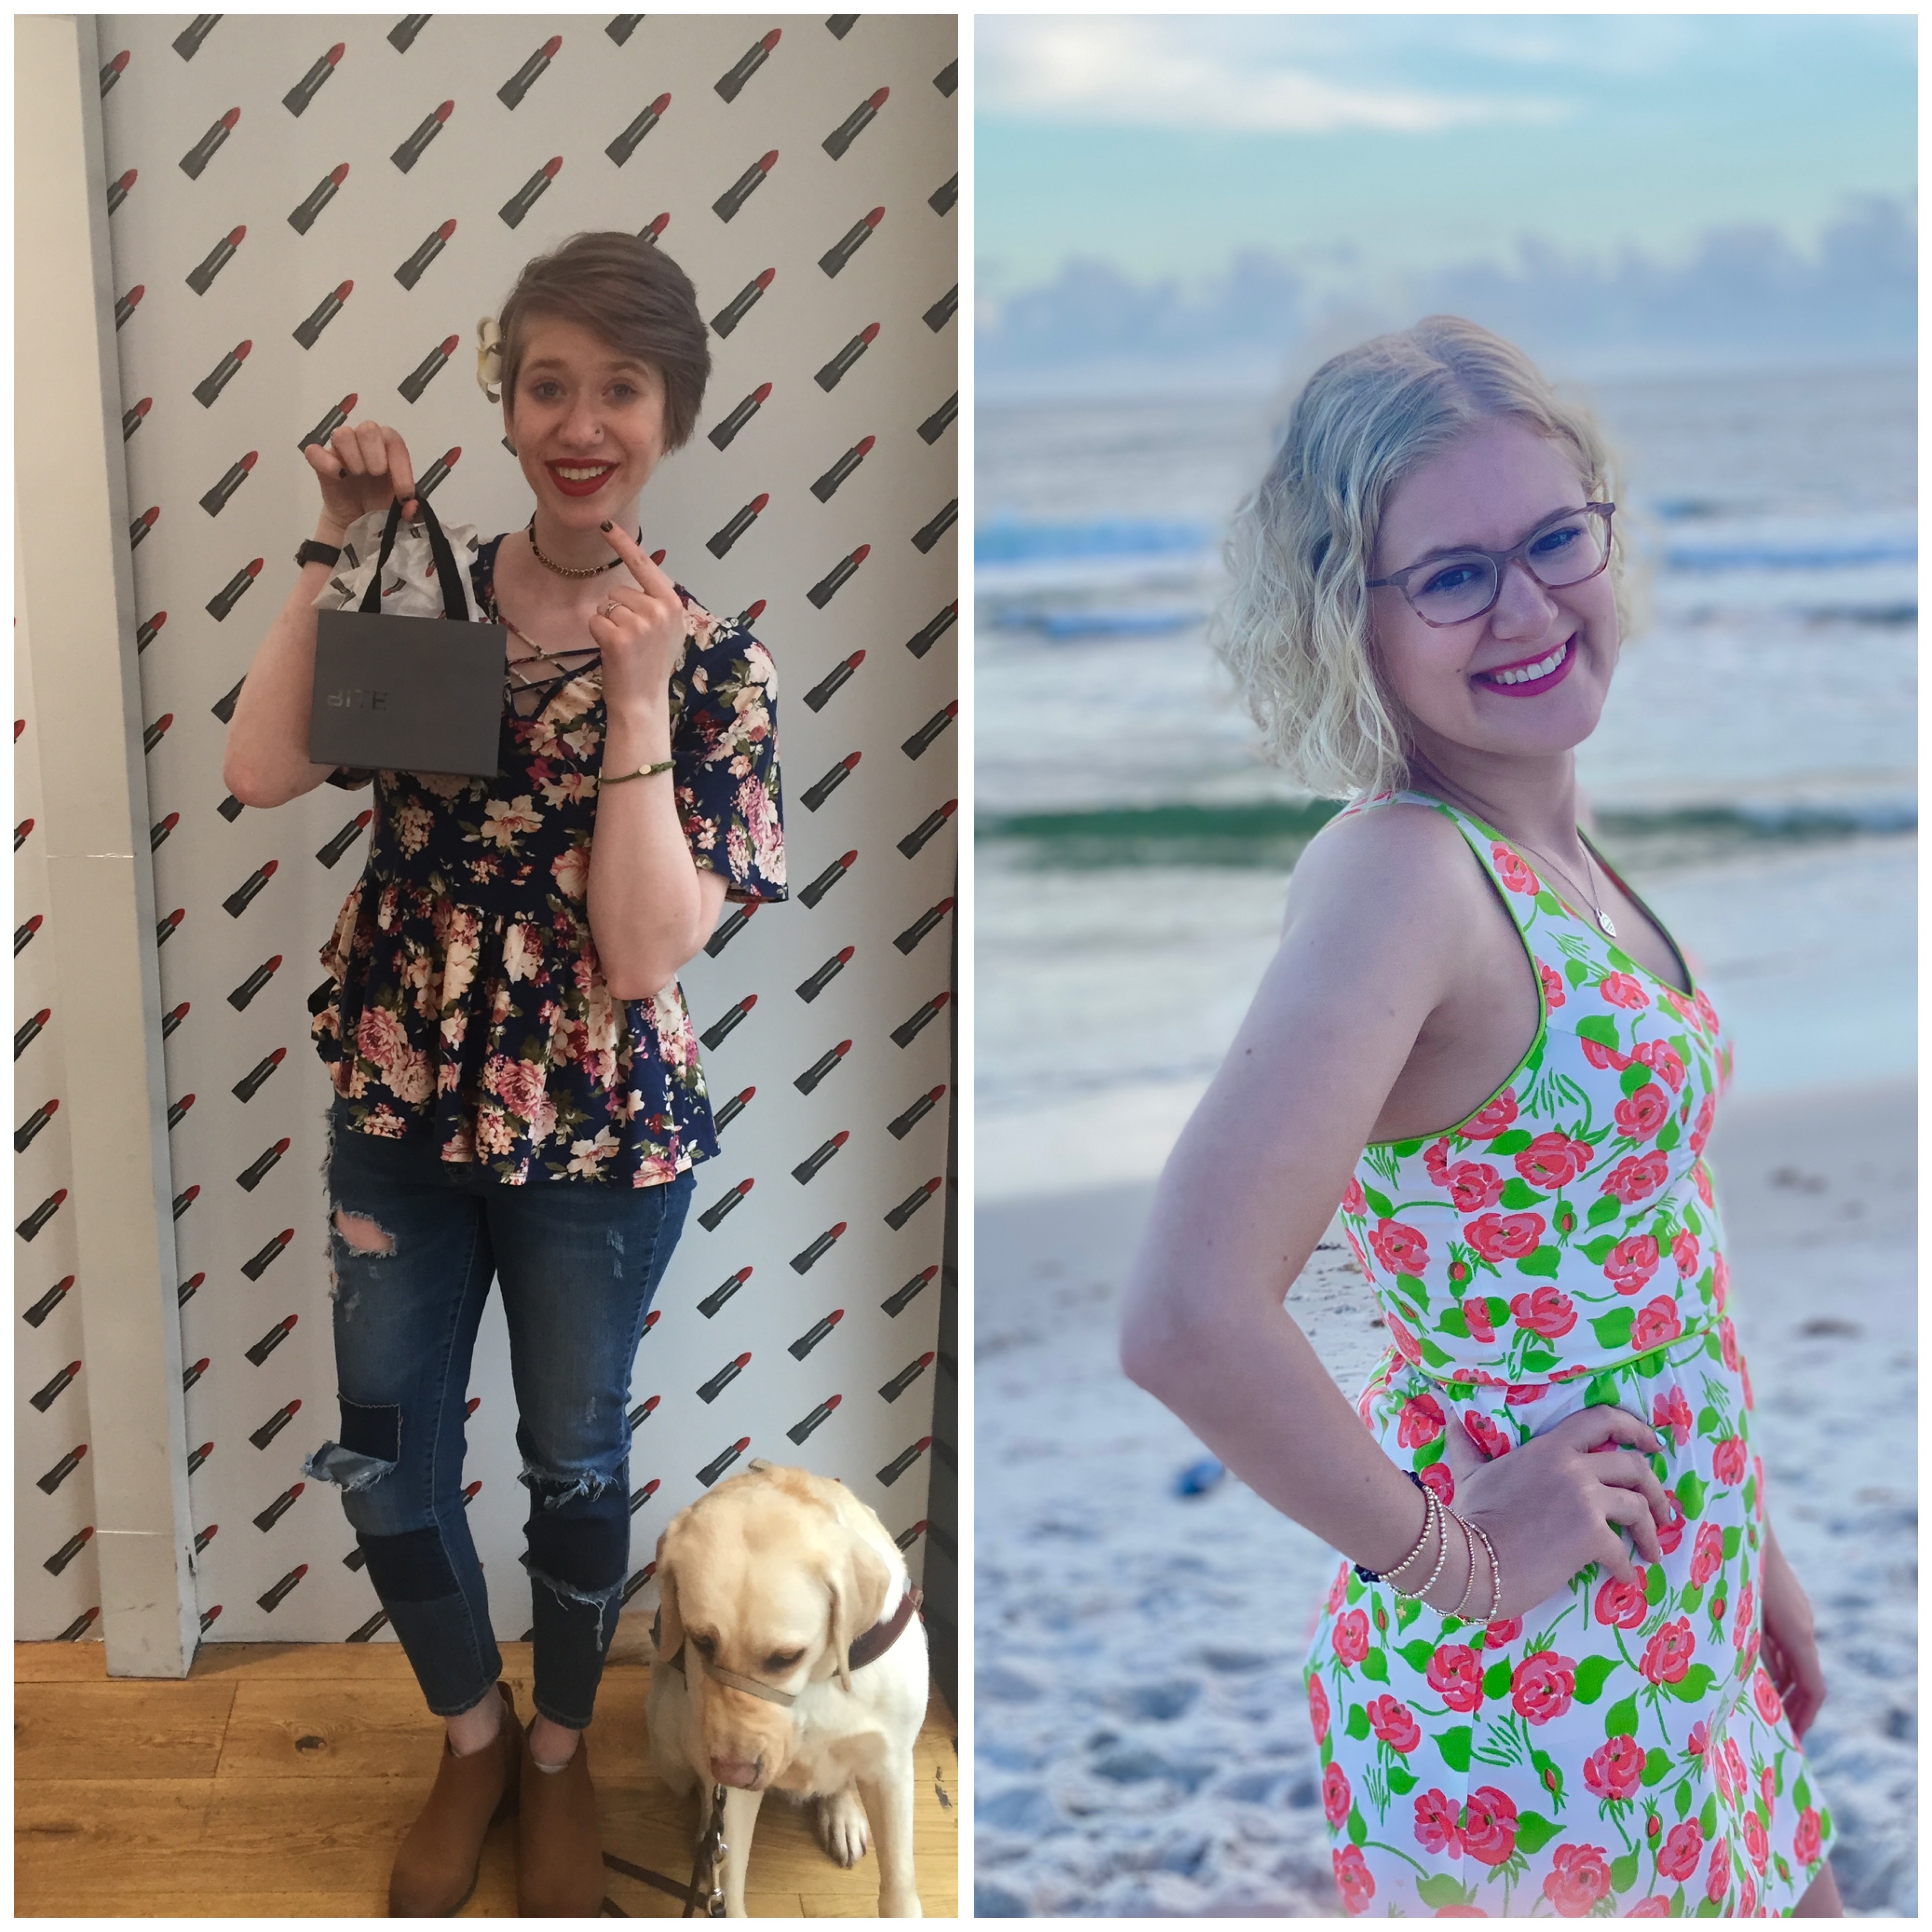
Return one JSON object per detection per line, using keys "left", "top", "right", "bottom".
{"left": 973, "top": 1079, "right": 1917, "bottom": 1917}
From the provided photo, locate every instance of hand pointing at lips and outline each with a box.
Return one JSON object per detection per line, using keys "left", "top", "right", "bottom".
{"left": 591, "top": 521, "right": 689, "bottom": 710}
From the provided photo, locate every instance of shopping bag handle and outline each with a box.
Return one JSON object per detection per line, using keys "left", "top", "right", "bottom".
{"left": 358, "top": 494, "right": 471, "bottom": 622}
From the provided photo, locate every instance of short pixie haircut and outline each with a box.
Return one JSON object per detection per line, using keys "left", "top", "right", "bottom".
{"left": 498, "top": 232, "right": 711, "bottom": 452}
{"left": 1213, "top": 315, "right": 1626, "bottom": 800}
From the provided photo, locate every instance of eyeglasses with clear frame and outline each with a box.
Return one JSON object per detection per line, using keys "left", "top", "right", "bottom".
{"left": 1366, "top": 502, "right": 1617, "bottom": 628}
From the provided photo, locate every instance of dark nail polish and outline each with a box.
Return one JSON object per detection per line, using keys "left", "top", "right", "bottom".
{"left": 599, "top": 520, "right": 612, "bottom": 532}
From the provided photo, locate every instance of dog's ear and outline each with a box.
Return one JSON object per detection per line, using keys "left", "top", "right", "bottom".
{"left": 654, "top": 1533, "right": 683, "bottom": 1662}
{"left": 824, "top": 1532, "right": 893, "bottom": 1693}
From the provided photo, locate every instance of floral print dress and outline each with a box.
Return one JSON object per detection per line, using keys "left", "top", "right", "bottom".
{"left": 311, "top": 533, "right": 785, "bottom": 1184}
{"left": 1307, "top": 793, "right": 1831, "bottom": 1918}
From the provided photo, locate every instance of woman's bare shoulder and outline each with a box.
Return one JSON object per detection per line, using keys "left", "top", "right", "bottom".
{"left": 1290, "top": 798, "right": 1484, "bottom": 930}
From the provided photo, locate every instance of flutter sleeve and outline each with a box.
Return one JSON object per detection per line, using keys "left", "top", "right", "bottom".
{"left": 669, "top": 601, "right": 787, "bottom": 903}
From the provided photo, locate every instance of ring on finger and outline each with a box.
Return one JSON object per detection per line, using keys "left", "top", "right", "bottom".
{"left": 602, "top": 598, "right": 620, "bottom": 620}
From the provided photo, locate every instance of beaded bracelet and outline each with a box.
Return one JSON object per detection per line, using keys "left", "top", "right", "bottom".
{"left": 1355, "top": 1469, "right": 1429, "bottom": 1585}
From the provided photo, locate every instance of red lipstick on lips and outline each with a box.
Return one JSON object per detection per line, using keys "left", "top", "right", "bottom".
{"left": 544, "top": 460, "right": 619, "bottom": 498}
{"left": 1471, "top": 632, "right": 1577, "bottom": 699}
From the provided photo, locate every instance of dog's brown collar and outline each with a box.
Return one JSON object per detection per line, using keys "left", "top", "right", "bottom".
{"left": 655, "top": 1584, "right": 923, "bottom": 1707}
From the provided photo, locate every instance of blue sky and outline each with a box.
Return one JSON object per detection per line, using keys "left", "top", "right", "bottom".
{"left": 976, "top": 15, "right": 1917, "bottom": 298}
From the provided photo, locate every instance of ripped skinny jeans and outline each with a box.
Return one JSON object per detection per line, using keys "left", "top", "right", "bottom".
{"left": 303, "top": 1124, "right": 695, "bottom": 1729}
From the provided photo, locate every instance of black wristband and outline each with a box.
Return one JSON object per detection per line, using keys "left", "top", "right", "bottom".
{"left": 295, "top": 539, "right": 341, "bottom": 570}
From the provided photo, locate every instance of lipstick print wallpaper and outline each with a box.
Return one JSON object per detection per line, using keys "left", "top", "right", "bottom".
{"left": 17, "top": 12, "right": 958, "bottom": 1650}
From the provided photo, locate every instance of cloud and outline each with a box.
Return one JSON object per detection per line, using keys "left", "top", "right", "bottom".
{"left": 978, "top": 16, "right": 1570, "bottom": 135}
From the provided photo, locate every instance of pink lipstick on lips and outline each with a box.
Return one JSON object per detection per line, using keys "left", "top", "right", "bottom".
{"left": 1471, "top": 632, "right": 1577, "bottom": 699}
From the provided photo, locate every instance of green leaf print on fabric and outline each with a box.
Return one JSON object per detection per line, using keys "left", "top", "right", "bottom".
{"left": 1436, "top": 1727, "right": 1473, "bottom": 1773}
{"left": 1346, "top": 1703, "right": 1371, "bottom": 1740}
{"left": 1592, "top": 1308, "right": 1635, "bottom": 1349}
{"left": 1416, "top": 1875, "right": 1473, "bottom": 1910}
{"left": 1515, "top": 1811, "right": 1560, "bottom": 1855}
{"left": 1572, "top": 1655, "right": 1616, "bottom": 1704}
{"left": 1605, "top": 1694, "right": 1640, "bottom": 1740}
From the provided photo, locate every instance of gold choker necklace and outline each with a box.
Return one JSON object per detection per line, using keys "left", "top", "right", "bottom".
{"left": 526, "top": 514, "right": 632, "bottom": 579}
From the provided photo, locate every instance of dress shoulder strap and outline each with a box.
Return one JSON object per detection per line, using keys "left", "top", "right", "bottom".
{"left": 1342, "top": 789, "right": 1548, "bottom": 937}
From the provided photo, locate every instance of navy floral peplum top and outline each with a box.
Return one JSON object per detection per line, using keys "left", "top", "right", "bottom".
{"left": 310, "top": 532, "right": 786, "bottom": 1184}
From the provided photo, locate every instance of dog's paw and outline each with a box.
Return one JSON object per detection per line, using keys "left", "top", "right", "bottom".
{"left": 815, "top": 1787, "right": 871, "bottom": 1867}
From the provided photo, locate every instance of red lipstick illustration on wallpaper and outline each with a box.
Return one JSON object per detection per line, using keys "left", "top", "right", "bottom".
{"left": 106, "top": 167, "right": 137, "bottom": 215}
{"left": 814, "top": 321, "right": 879, "bottom": 391}
{"left": 129, "top": 506, "right": 159, "bottom": 550}
{"left": 206, "top": 557, "right": 263, "bottom": 622}
{"left": 200, "top": 450, "right": 256, "bottom": 516}
{"left": 179, "top": 107, "right": 240, "bottom": 179}
{"left": 713, "top": 151, "right": 778, "bottom": 223}
{"left": 136, "top": 609, "right": 167, "bottom": 651}
{"left": 706, "top": 493, "right": 768, "bottom": 559}
{"left": 499, "top": 157, "right": 562, "bottom": 229}
{"left": 906, "top": 602, "right": 957, "bottom": 659}
{"left": 807, "top": 544, "right": 869, "bottom": 609}
{"left": 713, "top": 1088, "right": 755, "bottom": 1135}
{"left": 295, "top": 281, "right": 353, "bottom": 350}
{"left": 697, "top": 1177, "right": 754, "bottom": 1232}
{"left": 233, "top": 1048, "right": 287, "bottom": 1104}
{"left": 716, "top": 28, "right": 781, "bottom": 102}
{"left": 253, "top": 1480, "right": 305, "bottom": 1531}
{"left": 919, "top": 393, "right": 959, "bottom": 445}
{"left": 898, "top": 798, "right": 958, "bottom": 859}
{"left": 284, "top": 42, "right": 345, "bottom": 116}
{"left": 166, "top": 1095, "right": 196, "bottom": 1132}
{"left": 347, "top": 1608, "right": 390, "bottom": 1643}
{"left": 913, "top": 498, "right": 959, "bottom": 554}
{"left": 790, "top": 1222, "right": 847, "bottom": 1273}
{"left": 697, "top": 1354, "right": 751, "bottom": 1404}
{"left": 800, "top": 754, "right": 860, "bottom": 814}
{"left": 935, "top": 56, "right": 959, "bottom": 95}
{"left": 819, "top": 206, "right": 883, "bottom": 277}
{"left": 628, "top": 1479, "right": 661, "bottom": 1513}
{"left": 792, "top": 1131, "right": 849, "bottom": 1183}
{"left": 162, "top": 1003, "right": 190, "bottom": 1041}
{"left": 60, "top": 1608, "right": 104, "bottom": 1641}
{"left": 824, "top": 88, "right": 888, "bottom": 160}
{"left": 788, "top": 1309, "right": 843, "bottom": 1359}
{"left": 237, "top": 1139, "right": 291, "bottom": 1191}
{"left": 395, "top": 219, "right": 456, "bottom": 289}
{"left": 37, "top": 1443, "right": 87, "bottom": 1493}
{"left": 45, "top": 1526, "right": 94, "bottom": 1576}
{"left": 699, "top": 1266, "right": 753, "bottom": 1318}
{"left": 18, "top": 1188, "right": 67, "bottom": 1240}
{"left": 16, "top": 1097, "right": 60, "bottom": 1154}
{"left": 317, "top": 812, "right": 373, "bottom": 867}
{"left": 194, "top": 1524, "right": 219, "bottom": 1556}
{"left": 811, "top": 435, "right": 874, "bottom": 502}
{"left": 399, "top": 334, "right": 460, "bottom": 402}
{"left": 883, "top": 1265, "right": 938, "bottom": 1317}
{"left": 803, "top": 650, "right": 865, "bottom": 712}
{"left": 16, "top": 1007, "right": 52, "bottom": 1057}
{"left": 251, "top": 1401, "right": 302, "bottom": 1451}
{"left": 393, "top": 100, "right": 454, "bottom": 173}
{"left": 734, "top": 599, "right": 766, "bottom": 630}
{"left": 639, "top": 211, "right": 670, "bottom": 247}
{"left": 211, "top": 676, "right": 245, "bottom": 724}
{"left": 99, "top": 48, "right": 129, "bottom": 96}
{"left": 877, "top": 1436, "right": 933, "bottom": 1487}
{"left": 895, "top": 1520, "right": 929, "bottom": 1553}
{"left": 925, "top": 284, "right": 959, "bottom": 331}
{"left": 227, "top": 955, "right": 282, "bottom": 1011}
{"left": 186, "top": 1440, "right": 213, "bottom": 1475}
{"left": 257, "top": 1565, "right": 309, "bottom": 1614}
{"left": 794, "top": 1038, "right": 852, "bottom": 1095}
{"left": 114, "top": 283, "right": 145, "bottom": 328}
{"left": 787, "top": 1394, "right": 840, "bottom": 1444}
{"left": 892, "top": 994, "right": 949, "bottom": 1048}
{"left": 885, "top": 1178, "right": 943, "bottom": 1230}
{"left": 880, "top": 1354, "right": 935, "bottom": 1403}
{"left": 245, "top": 1313, "right": 298, "bottom": 1364}
{"left": 708, "top": 382, "right": 771, "bottom": 452}
{"left": 798, "top": 850, "right": 858, "bottom": 910}
{"left": 143, "top": 712, "right": 174, "bottom": 754}
{"left": 930, "top": 173, "right": 959, "bottom": 217}
{"left": 699, "top": 993, "right": 757, "bottom": 1051}
{"left": 415, "top": 447, "right": 461, "bottom": 502}
{"left": 704, "top": 897, "right": 761, "bottom": 957}
{"left": 24, "top": 1276, "right": 74, "bottom": 1326}
{"left": 300, "top": 392, "right": 357, "bottom": 451}
{"left": 888, "top": 1085, "right": 946, "bottom": 1140}
{"left": 29, "top": 1357, "right": 79, "bottom": 1410}
{"left": 240, "top": 1228, "right": 295, "bottom": 1279}
{"left": 607, "top": 92, "right": 670, "bottom": 166}
{"left": 391, "top": 14, "right": 431, "bottom": 53}
{"left": 710, "top": 267, "right": 774, "bottom": 338}
{"left": 697, "top": 1438, "right": 752, "bottom": 1487}
{"left": 499, "top": 35, "right": 562, "bottom": 110}
{"left": 195, "top": 340, "right": 252, "bottom": 408}
{"left": 607, "top": 16, "right": 642, "bottom": 47}
{"left": 903, "top": 700, "right": 959, "bottom": 761}
{"left": 797, "top": 945, "right": 855, "bottom": 1004}
{"left": 155, "top": 909, "right": 184, "bottom": 948}
{"left": 289, "top": 164, "right": 350, "bottom": 234}
{"left": 894, "top": 896, "right": 953, "bottom": 954}
{"left": 16, "top": 914, "right": 46, "bottom": 956}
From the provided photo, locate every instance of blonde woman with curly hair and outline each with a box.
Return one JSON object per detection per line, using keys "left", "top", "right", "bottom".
{"left": 1121, "top": 317, "right": 1838, "bottom": 1918}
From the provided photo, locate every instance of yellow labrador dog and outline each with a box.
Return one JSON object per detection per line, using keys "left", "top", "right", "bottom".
{"left": 642, "top": 1462, "right": 927, "bottom": 1917}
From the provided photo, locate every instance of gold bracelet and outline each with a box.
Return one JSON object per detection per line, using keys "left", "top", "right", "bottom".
{"left": 1468, "top": 1517, "right": 1502, "bottom": 1622}
{"left": 600, "top": 759, "right": 674, "bottom": 786}
{"left": 1378, "top": 1487, "right": 1436, "bottom": 1586}
{"left": 1387, "top": 1492, "right": 1445, "bottom": 1601}
{"left": 1447, "top": 1512, "right": 1479, "bottom": 1619}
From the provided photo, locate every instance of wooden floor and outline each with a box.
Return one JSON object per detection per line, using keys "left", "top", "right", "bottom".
{"left": 15, "top": 1642, "right": 957, "bottom": 1918}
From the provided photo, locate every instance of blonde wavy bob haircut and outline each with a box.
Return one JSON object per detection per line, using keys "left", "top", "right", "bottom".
{"left": 1214, "top": 315, "right": 1626, "bottom": 800}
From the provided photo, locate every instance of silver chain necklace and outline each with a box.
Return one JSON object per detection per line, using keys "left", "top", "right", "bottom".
{"left": 1416, "top": 774, "right": 1619, "bottom": 938}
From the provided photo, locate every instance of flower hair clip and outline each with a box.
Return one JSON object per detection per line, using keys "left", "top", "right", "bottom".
{"left": 476, "top": 315, "right": 503, "bottom": 404}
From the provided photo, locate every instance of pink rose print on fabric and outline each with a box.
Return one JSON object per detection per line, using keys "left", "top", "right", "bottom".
{"left": 1369, "top": 1218, "right": 1430, "bottom": 1275}
{"left": 1653, "top": 1384, "right": 1693, "bottom": 1446}
{"left": 1690, "top": 1522, "right": 1725, "bottom": 1587}
{"left": 1694, "top": 988, "right": 1721, "bottom": 1035}
{"left": 1760, "top": 1765, "right": 1776, "bottom": 1806}
{"left": 1492, "top": 844, "right": 1539, "bottom": 894}
{"left": 1743, "top": 1808, "right": 1770, "bottom": 1875}
{"left": 1793, "top": 1808, "right": 1823, "bottom": 1866}
{"left": 1484, "top": 1616, "right": 1523, "bottom": 1648}
{"left": 1706, "top": 1837, "right": 1732, "bottom": 1906}
{"left": 1340, "top": 1176, "right": 1366, "bottom": 1218}
{"left": 1398, "top": 1393, "right": 1447, "bottom": 1448}
{"left": 1461, "top": 1786, "right": 1519, "bottom": 1868}
{"left": 1332, "top": 1845, "right": 1375, "bottom": 1916}
{"left": 1387, "top": 1313, "right": 1423, "bottom": 1366}
{"left": 1511, "top": 1650, "right": 1577, "bottom": 1725}
{"left": 1722, "top": 1737, "right": 1748, "bottom": 1805}
{"left": 1594, "top": 1572, "right": 1648, "bottom": 1629}
{"left": 1428, "top": 1644, "right": 1485, "bottom": 1713}
{"left": 1467, "top": 1211, "right": 1546, "bottom": 1262}
{"left": 1640, "top": 1618, "right": 1696, "bottom": 1685}
{"left": 1740, "top": 1875, "right": 1758, "bottom": 1919}
{"left": 1614, "top": 1082, "right": 1670, "bottom": 1139}
{"left": 1418, "top": 1460, "right": 1455, "bottom": 1506}
{"left": 1753, "top": 1666, "right": 1785, "bottom": 1726}
{"left": 1423, "top": 1139, "right": 1452, "bottom": 1185}
{"left": 1505, "top": 1382, "right": 1548, "bottom": 1406}
{"left": 1344, "top": 1230, "right": 1373, "bottom": 1282}
{"left": 1463, "top": 1089, "right": 1520, "bottom": 1139}
{"left": 1598, "top": 971, "right": 1650, "bottom": 1009}
{"left": 1414, "top": 1787, "right": 1463, "bottom": 1857}
{"left": 1732, "top": 1581, "right": 1756, "bottom": 1654}
{"left": 1463, "top": 1410, "right": 1511, "bottom": 1461}
{"left": 1462, "top": 1296, "right": 1497, "bottom": 1344}
{"left": 1719, "top": 1316, "right": 1740, "bottom": 1370}
{"left": 1322, "top": 1761, "right": 1352, "bottom": 1828}
{"left": 1693, "top": 1160, "right": 1716, "bottom": 1209}
{"left": 1580, "top": 1034, "right": 1634, "bottom": 1073}
{"left": 1365, "top": 1695, "right": 1422, "bottom": 1753}
{"left": 1712, "top": 1435, "right": 1747, "bottom": 1487}
{"left": 1634, "top": 1038, "right": 1687, "bottom": 1092}
{"left": 1658, "top": 1819, "right": 1705, "bottom": 1882}
{"left": 1583, "top": 1734, "right": 1645, "bottom": 1801}
{"left": 1327, "top": 1563, "right": 1350, "bottom": 1615}
{"left": 1543, "top": 1843, "right": 1614, "bottom": 1916}
{"left": 1538, "top": 959, "right": 1567, "bottom": 1008}
{"left": 1307, "top": 1672, "right": 1330, "bottom": 1743}
{"left": 1626, "top": 1900, "right": 1671, "bottom": 1918}
{"left": 1445, "top": 1160, "right": 1506, "bottom": 1211}
{"left": 1690, "top": 1093, "right": 1717, "bottom": 1154}
{"left": 1514, "top": 1131, "right": 1593, "bottom": 1189}
{"left": 1711, "top": 1251, "right": 1729, "bottom": 1309}
{"left": 1632, "top": 1295, "right": 1683, "bottom": 1350}
{"left": 1509, "top": 1285, "right": 1577, "bottom": 1338}
{"left": 1601, "top": 1150, "right": 1671, "bottom": 1204}
{"left": 1673, "top": 1230, "right": 1701, "bottom": 1277}
{"left": 1604, "top": 1233, "right": 1661, "bottom": 1296}
{"left": 1332, "top": 1608, "right": 1370, "bottom": 1665}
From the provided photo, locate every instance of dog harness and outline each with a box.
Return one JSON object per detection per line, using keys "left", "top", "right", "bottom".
{"left": 654, "top": 1582, "right": 924, "bottom": 1708}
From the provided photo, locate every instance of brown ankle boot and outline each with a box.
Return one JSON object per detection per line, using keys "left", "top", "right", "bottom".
{"left": 516, "top": 1729, "right": 604, "bottom": 1917}
{"left": 389, "top": 1682, "right": 522, "bottom": 1917}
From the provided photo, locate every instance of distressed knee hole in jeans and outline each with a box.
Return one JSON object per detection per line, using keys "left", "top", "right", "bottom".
{"left": 303, "top": 1395, "right": 403, "bottom": 1494}
{"left": 520, "top": 1458, "right": 621, "bottom": 1512}
{"left": 333, "top": 1208, "right": 396, "bottom": 1254}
